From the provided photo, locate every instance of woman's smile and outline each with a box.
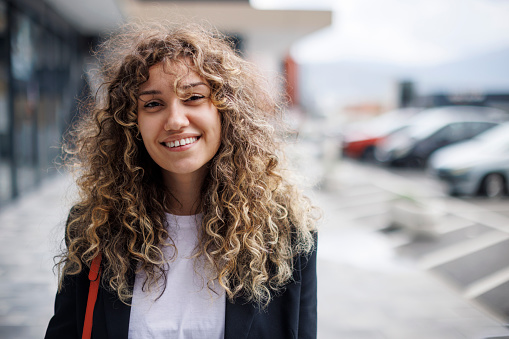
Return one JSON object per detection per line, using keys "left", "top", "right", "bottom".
{"left": 162, "top": 135, "right": 200, "bottom": 150}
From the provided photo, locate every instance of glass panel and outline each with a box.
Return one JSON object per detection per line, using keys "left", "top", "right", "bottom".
{"left": 11, "top": 10, "right": 38, "bottom": 194}
{"left": 0, "top": 0, "right": 11, "bottom": 205}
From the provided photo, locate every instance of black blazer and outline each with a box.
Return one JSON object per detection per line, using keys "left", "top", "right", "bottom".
{"left": 45, "top": 241, "right": 317, "bottom": 339}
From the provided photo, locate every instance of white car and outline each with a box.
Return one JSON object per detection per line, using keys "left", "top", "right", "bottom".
{"left": 429, "top": 122, "right": 509, "bottom": 197}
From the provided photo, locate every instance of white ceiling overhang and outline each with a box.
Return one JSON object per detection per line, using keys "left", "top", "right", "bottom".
{"left": 44, "top": 0, "right": 331, "bottom": 37}
{"left": 44, "top": 0, "right": 124, "bottom": 35}
{"left": 121, "top": 0, "right": 331, "bottom": 36}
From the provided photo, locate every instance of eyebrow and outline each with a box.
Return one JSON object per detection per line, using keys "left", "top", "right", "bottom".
{"left": 181, "top": 82, "right": 208, "bottom": 89}
{"left": 138, "top": 90, "right": 161, "bottom": 97}
{"left": 138, "top": 82, "right": 208, "bottom": 97}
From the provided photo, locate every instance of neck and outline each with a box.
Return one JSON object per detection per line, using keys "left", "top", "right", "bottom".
{"left": 162, "top": 168, "right": 207, "bottom": 216}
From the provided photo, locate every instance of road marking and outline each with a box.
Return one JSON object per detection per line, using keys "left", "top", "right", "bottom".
{"left": 464, "top": 266, "right": 509, "bottom": 299}
{"left": 445, "top": 199, "right": 509, "bottom": 234}
{"left": 366, "top": 164, "right": 509, "bottom": 234}
{"left": 433, "top": 218, "right": 477, "bottom": 235}
{"left": 419, "top": 231, "right": 509, "bottom": 269}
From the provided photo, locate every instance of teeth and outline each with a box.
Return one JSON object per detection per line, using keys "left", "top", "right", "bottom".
{"left": 165, "top": 137, "right": 198, "bottom": 148}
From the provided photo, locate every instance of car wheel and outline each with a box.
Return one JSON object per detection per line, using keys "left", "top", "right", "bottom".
{"left": 361, "top": 146, "right": 375, "bottom": 161}
{"left": 480, "top": 173, "right": 506, "bottom": 198}
{"left": 448, "top": 189, "right": 461, "bottom": 197}
{"left": 405, "top": 157, "right": 424, "bottom": 168}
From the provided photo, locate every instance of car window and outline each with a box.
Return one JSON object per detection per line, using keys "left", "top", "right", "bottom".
{"left": 463, "top": 122, "right": 497, "bottom": 139}
{"left": 475, "top": 123, "right": 509, "bottom": 143}
{"left": 448, "top": 123, "right": 468, "bottom": 142}
{"left": 432, "top": 123, "right": 465, "bottom": 143}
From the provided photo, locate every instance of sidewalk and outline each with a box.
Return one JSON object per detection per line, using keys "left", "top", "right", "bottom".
{"left": 0, "top": 173, "right": 76, "bottom": 339}
{"left": 0, "top": 168, "right": 509, "bottom": 338}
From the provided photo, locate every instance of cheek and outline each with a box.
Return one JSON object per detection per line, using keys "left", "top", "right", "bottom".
{"left": 136, "top": 118, "right": 156, "bottom": 156}
{"left": 136, "top": 115, "right": 152, "bottom": 139}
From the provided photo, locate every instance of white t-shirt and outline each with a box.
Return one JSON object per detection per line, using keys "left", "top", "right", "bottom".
{"left": 128, "top": 214, "right": 226, "bottom": 339}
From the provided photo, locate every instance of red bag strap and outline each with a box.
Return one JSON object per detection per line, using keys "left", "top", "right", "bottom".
{"left": 82, "top": 253, "right": 102, "bottom": 339}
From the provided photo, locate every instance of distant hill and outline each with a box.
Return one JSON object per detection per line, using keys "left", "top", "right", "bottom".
{"left": 298, "top": 60, "right": 407, "bottom": 111}
{"left": 413, "top": 47, "right": 509, "bottom": 94}
{"left": 298, "top": 47, "right": 509, "bottom": 112}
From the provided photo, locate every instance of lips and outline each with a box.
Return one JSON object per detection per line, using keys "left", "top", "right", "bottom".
{"left": 163, "top": 136, "right": 199, "bottom": 148}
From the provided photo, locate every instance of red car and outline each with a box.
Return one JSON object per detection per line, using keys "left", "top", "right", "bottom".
{"left": 342, "top": 108, "right": 422, "bottom": 159}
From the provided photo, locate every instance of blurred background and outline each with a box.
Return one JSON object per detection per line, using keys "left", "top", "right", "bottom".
{"left": 1, "top": 0, "right": 509, "bottom": 338}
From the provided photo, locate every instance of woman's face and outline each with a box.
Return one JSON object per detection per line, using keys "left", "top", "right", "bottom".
{"left": 137, "top": 61, "right": 221, "bottom": 184}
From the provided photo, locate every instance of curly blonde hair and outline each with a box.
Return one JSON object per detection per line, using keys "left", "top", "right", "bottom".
{"left": 59, "top": 21, "right": 318, "bottom": 306}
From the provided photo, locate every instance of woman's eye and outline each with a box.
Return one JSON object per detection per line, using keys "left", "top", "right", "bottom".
{"left": 185, "top": 95, "right": 205, "bottom": 102}
{"left": 144, "top": 101, "right": 161, "bottom": 108}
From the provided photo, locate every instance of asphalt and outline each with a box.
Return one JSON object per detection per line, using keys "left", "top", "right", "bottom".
{"left": 1, "top": 160, "right": 509, "bottom": 339}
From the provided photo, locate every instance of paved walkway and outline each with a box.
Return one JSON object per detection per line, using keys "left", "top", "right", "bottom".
{"left": 1, "top": 166, "right": 509, "bottom": 338}
{"left": 0, "top": 173, "right": 76, "bottom": 338}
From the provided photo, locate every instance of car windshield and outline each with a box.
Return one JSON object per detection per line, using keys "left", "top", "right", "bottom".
{"left": 402, "top": 109, "right": 453, "bottom": 139}
{"left": 348, "top": 108, "right": 420, "bottom": 137}
{"left": 401, "top": 106, "right": 503, "bottom": 140}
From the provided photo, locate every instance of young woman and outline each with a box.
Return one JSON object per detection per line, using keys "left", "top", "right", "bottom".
{"left": 45, "top": 22, "right": 318, "bottom": 339}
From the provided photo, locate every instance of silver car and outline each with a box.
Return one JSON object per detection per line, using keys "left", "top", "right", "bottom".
{"left": 375, "top": 106, "right": 508, "bottom": 167}
{"left": 428, "top": 122, "right": 509, "bottom": 197}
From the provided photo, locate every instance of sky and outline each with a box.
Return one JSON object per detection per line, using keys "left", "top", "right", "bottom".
{"left": 251, "top": 0, "right": 509, "bottom": 66}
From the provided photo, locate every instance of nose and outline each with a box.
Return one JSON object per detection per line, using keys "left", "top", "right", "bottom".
{"left": 164, "top": 101, "right": 189, "bottom": 131}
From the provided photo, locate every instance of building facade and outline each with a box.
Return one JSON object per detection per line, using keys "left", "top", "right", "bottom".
{"left": 0, "top": 0, "right": 88, "bottom": 207}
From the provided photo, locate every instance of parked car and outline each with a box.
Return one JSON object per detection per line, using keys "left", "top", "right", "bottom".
{"left": 341, "top": 108, "right": 421, "bottom": 160}
{"left": 429, "top": 122, "right": 509, "bottom": 197}
{"left": 374, "top": 106, "right": 508, "bottom": 167}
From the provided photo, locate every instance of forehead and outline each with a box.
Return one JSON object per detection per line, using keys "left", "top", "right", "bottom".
{"left": 141, "top": 60, "right": 205, "bottom": 89}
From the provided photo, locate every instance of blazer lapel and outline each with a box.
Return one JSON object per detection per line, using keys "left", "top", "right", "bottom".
{"left": 102, "top": 287, "right": 132, "bottom": 338}
{"left": 103, "top": 268, "right": 135, "bottom": 338}
{"left": 224, "top": 297, "right": 257, "bottom": 339}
